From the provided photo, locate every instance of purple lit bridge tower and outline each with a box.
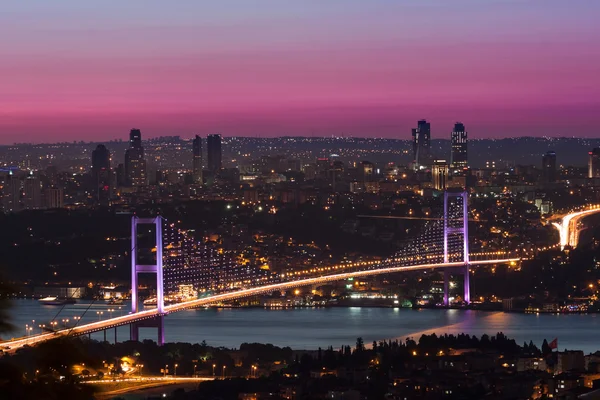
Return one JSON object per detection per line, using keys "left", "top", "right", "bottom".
{"left": 130, "top": 216, "right": 165, "bottom": 345}
{"left": 443, "top": 191, "right": 470, "bottom": 305}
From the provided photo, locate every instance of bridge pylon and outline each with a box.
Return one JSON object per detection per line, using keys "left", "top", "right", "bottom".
{"left": 443, "top": 191, "right": 470, "bottom": 305}
{"left": 130, "top": 216, "right": 165, "bottom": 345}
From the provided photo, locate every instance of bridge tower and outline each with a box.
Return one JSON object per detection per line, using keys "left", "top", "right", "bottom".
{"left": 443, "top": 191, "right": 470, "bottom": 305}
{"left": 130, "top": 216, "right": 165, "bottom": 345}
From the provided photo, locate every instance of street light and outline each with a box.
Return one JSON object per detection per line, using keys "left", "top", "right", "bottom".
{"left": 138, "top": 364, "right": 144, "bottom": 380}
{"left": 174, "top": 363, "right": 178, "bottom": 378}
{"left": 222, "top": 365, "right": 226, "bottom": 378}
{"left": 96, "top": 311, "right": 104, "bottom": 321}
{"left": 193, "top": 364, "right": 197, "bottom": 376}
{"left": 108, "top": 308, "right": 114, "bottom": 318}
{"left": 212, "top": 364, "right": 216, "bottom": 377}
{"left": 163, "top": 364, "right": 168, "bottom": 378}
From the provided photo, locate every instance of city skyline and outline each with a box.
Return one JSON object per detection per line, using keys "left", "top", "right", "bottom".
{"left": 1, "top": 1, "right": 599, "bottom": 143}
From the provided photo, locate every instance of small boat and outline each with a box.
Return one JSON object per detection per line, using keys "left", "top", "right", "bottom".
{"left": 107, "top": 297, "right": 124, "bottom": 305}
{"left": 39, "top": 296, "right": 76, "bottom": 306}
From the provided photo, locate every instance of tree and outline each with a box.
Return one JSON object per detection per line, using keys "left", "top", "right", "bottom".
{"left": 355, "top": 337, "right": 364, "bottom": 352}
{"left": 542, "top": 339, "right": 551, "bottom": 355}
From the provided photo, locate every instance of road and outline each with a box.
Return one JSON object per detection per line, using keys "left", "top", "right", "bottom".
{"left": 1, "top": 258, "right": 518, "bottom": 352}
{"left": 88, "top": 377, "right": 214, "bottom": 400}
{"left": 551, "top": 206, "right": 600, "bottom": 249}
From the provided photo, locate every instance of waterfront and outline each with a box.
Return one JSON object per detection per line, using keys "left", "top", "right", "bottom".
{"left": 7, "top": 299, "right": 600, "bottom": 353}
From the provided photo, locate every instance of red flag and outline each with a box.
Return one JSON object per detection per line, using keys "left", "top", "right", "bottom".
{"left": 549, "top": 338, "right": 558, "bottom": 350}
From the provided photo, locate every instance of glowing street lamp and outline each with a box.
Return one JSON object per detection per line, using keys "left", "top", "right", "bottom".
{"left": 212, "top": 364, "right": 216, "bottom": 377}
{"left": 222, "top": 365, "right": 226, "bottom": 378}
{"left": 174, "top": 363, "right": 178, "bottom": 378}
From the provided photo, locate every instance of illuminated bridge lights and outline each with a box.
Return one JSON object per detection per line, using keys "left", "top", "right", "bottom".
{"left": 1, "top": 258, "right": 520, "bottom": 352}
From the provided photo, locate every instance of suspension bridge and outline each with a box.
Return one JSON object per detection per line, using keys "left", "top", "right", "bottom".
{"left": 3, "top": 191, "right": 521, "bottom": 351}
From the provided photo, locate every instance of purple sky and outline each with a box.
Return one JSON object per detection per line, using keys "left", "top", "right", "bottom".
{"left": 1, "top": 0, "right": 599, "bottom": 143}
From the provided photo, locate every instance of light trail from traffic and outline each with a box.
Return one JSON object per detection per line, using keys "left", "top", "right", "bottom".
{"left": 551, "top": 206, "right": 600, "bottom": 249}
{"left": 1, "top": 258, "right": 518, "bottom": 352}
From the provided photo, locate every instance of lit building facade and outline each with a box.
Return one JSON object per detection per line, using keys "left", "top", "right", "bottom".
{"left": 207, "top": 134, "right": 222, "bottom": 172}
{"left": 192, "top": 135, "right": 203, "bottom": 184}
{"left": 450, "top": 122, "right": 468, "bottom": 171}
{"left": 125, "top": 129, "right": 147, "bottom": 187}
{"left": 91, "top": 144, "right": 111, "bottom": 205}
{"left": 589, "top": 148, "right": 600, "bottom": 178}
{"left": 542, "top": 150, "right": 557, "bottom": 183}
{"left": 432, "top": 160, "right": 449, "bottom": 190}
{"left": 412, "top": 119, "right": 431, "bottom": 169}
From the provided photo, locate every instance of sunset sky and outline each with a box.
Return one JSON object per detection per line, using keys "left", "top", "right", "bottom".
{"left": 1, "top": 0, "right": 599, "bottom": 143}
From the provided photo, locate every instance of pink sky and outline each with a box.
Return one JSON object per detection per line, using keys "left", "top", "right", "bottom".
{"left": 1, "top": 1, "right": 599, "bottom": 143}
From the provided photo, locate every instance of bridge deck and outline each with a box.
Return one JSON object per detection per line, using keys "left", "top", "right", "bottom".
{"left": 2, "top": 258, "right": 518, "bottom": 352}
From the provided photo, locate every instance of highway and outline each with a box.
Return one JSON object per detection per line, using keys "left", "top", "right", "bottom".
{"left": 551, "top": 206, "right": 600, "bottom": 249}
{"left": 1, "top": 258, "right": 518, "bottom": 352}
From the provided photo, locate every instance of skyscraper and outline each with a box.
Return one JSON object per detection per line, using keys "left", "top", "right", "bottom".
{"left": 542, "top": 151, "right": 557, "bottom": 183}
{"left": 44, "top": 187, "right": 64, "bottom": 209}
{"left": 1, "top": 172, "right": 21, "bottom": 212}
{"left": 589, "top": 148, "right": 600, "bottom": 178}
{"left": 23, "top": 172, "right": 42, "bottom": 210}
{"left": 192, "top": 135, "right": 203, "bottom": 183}
{"left": 91, "top": 144, "right": 111, "bottom": 205}
{"left": 412, "top": 120, "right": 431, "bottom": 169}
{"left": 450, "top": 122, "right": 468, "bottom": 171}
{"left": 125, "top": 129, "right": 147, "bottom": 187}
{"left": 207, "top": 134, "right": 222, "bottom": 172}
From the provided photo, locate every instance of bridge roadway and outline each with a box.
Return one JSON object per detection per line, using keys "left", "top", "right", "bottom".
{"left": 551, "top": 206, "right": 600, "bottom": 249}
{"left": 2, "top": 258, "right": 518, "bottom": 352}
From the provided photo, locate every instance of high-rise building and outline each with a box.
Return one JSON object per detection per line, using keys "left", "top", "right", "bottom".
{"left": 129, "top": 128, "right": 142, "bottom": 149}
{"left": 431, "top": 160, "right": 449, "bottom": 190}
{"left": 207, "top": 134, "right": 222, "bottom": 172}
{"left": 412, "top": 120, "right": 431, "bottom": 169}
{"left": 450, "top": 122, "right": 468, "bottom": 171}
{"left": 589, "top": 148, "right": 600, "bottom": 179}
{"left": 1, "top": 172, "right": 21, "bottom": 212}
{"left": 542, "top": 151, "right": 557, "bottom": 183}
{"left": 23, "top": 173, "right": 42, "bottom": 210}
{"left": 125, "top": 129, "right": 147, "bottom": 187}
{"left": 91, "top": 144, "right": 111, "bottom": 205}
{"left": 192, "top": 135, "right": 203, "bottom": 183}
{"left": 45, "top": 187, "right": 64, "bottom": 209}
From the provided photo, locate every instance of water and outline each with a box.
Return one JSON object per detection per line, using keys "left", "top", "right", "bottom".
{"left": 7, "top": 299, "right": 600, "bottom": 353}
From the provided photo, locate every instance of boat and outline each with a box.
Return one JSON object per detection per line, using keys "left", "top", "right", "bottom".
{"left": 38, "top": 296, "right": 76, "bottom": 306}
{"left": 107, "top": 297, "right": 124, "bottom": 305}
